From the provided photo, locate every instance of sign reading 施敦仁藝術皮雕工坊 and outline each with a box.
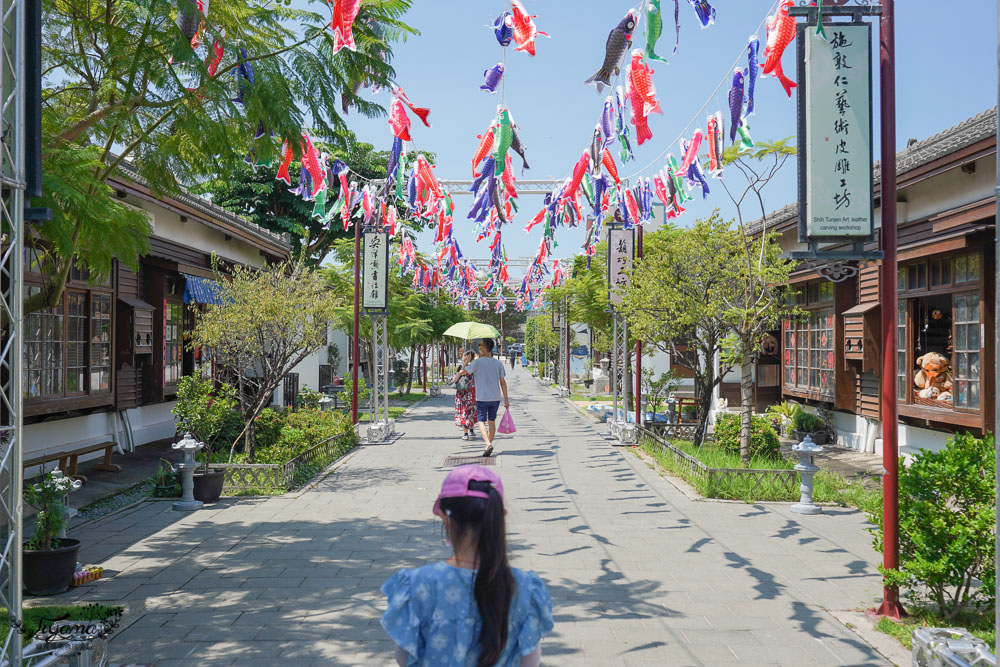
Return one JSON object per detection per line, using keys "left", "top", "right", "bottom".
{"left": 803, "top": 24, "right": 873, "bottom": 241}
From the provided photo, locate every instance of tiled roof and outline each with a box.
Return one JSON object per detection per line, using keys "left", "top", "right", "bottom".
{"left": 748, "top": 107, "right": 998, "bottom": 235}
{"left": 114, "top": 160, "right": 292, "bottom": 252}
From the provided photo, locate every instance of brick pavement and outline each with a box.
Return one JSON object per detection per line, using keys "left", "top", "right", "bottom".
{"left": 59, "top": 365, "right": 894, "bottom": 666}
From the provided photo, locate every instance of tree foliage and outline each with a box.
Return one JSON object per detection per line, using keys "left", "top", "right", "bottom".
{"left": 619, "top": 214, "right": 739, "bottom": 446}
{"left": 33, "top": 0, "right": 416, "bottom": 313}
{"left": 191, "top": 260, "right": 342, "bottom": 456}
{"left": 870, "top": 433, "right": 996, "bottom": 619}
{"left": 717, "top": 139, "right": 798, "bottom": 463}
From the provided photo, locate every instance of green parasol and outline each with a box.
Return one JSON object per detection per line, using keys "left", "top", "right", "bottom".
{"left": 443, "top": 322, "right": 502, "bottom": 340}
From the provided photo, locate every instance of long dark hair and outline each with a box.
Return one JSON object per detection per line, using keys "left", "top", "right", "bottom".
{"left": 439, "top": 485, "right": 515, "bottom": 667}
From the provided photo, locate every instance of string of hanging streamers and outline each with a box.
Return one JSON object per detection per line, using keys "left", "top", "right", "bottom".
{"left": 625, "top": 0, "right": 781, "bottom": 181}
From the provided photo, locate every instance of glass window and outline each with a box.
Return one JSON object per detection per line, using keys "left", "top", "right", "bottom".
{"left": 952, "top": 292, "right": 980, "bottom": 410}
{"left": 782, "top": 292, "right": 834, "bottom": 398}
{"left": 164, "top": 302, "right": 183, "bottom": 386}
{"left": 954, "top": 252, "right": 981, "bottom": 284}
{"left": 67, "top": 293, "right": 87, "bottom": 394}
{"left": 23, "top": 288, "right": 112, "bottom": 401}
{"left": 897, "top": 301, "right": 907, "bottom": 401}
{"left": 90, "top": 293, "right": 111, "bottom": 392}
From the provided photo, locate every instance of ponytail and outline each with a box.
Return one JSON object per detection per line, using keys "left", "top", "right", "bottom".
{"left": 437, "top": 488, "right": 515, "bottom": 667}
{"left": 473, "top": 488, "right": 514, "bottom": 667}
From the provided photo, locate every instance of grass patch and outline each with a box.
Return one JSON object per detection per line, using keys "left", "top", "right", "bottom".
{"left": 358, "top": 406, "right": 407, "bottom": 422}
{"left": 875, "top": 607, "right": 995, "bottom": 652}
{"left": 639, "top": 437, "right": 879, "bottom": 508}
{"left": 388, "top": 391, "right": 426, "bottom": 403}
{"left": 1, "top": 604, "right": 123, "bottom": 641}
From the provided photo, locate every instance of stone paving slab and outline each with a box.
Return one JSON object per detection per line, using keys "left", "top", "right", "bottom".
{"left": 60, "top": 365, "right": 895, "bottom": 666}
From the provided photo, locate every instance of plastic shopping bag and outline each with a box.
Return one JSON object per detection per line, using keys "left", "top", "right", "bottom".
{"left": 497, "top": 408, "right": 516, "bottom": 434}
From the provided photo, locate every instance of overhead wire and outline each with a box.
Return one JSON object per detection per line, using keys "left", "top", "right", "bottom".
{"left": 625, "top": 0, "right": 780, "bottom": 181}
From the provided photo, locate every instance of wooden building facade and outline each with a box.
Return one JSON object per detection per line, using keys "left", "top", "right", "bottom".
{"left": 741, "top": 107, "right": 997, "bottom": 456}
{"left": 23, "top": 164, "right": 291, "bottom": 463}
{"left": 740, "top": 110, "right": 997, "bottom": 454}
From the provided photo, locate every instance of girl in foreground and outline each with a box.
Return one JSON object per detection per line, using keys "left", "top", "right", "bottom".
{"left": 381, "top": 465, "right": 553, "bottom": 666}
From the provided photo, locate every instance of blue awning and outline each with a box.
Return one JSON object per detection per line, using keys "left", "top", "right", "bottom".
{"left": 182, "top": 274, "right": 225, "bottom": 305}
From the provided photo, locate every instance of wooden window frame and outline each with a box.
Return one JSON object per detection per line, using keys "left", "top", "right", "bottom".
{"left": 782, "top": 281, "right": 835, "bottom": 401}
{"left": 895, "top": 250, "right": 987, "bottom": 429}
{"left": 22, "top": 280, "right": 115, "bottom": 415}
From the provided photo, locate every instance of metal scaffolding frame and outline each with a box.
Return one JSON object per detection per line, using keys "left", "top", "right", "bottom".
{"left": 0, "top": 0, "right": 25, "bottom": 661}
{"left": 608, "top": 312, "right": 635, "bottom": 444}
{"left": 365, "top": 314, "right": 394, "bottom": 443}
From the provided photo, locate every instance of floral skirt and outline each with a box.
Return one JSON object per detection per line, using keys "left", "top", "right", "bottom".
{"left": 455, "top": 385, "right": 477, "bottom": 428}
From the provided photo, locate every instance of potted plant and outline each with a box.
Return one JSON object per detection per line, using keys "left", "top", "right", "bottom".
{"left": 791, "top": 409, "right": 828, "bottom": 444}
{"left": 153, "top": 459, "right": 177, "bottom": 498}
{"left": 23, "top": 471, "right": 82, "bottom": 595}
{"left": 171, "top": 375, "right": 238, "bottom": 504}
{"left": 765, "top": 401, "right": 802, "bottom": 438}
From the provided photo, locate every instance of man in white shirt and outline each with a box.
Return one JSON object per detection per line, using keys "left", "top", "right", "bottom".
{"left": 456, "top": 338, "right": 510, "bottom": 457}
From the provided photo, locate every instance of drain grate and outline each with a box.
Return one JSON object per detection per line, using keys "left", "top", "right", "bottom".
{"left": 443, "top": 455, "right": 497, "bottom": 467}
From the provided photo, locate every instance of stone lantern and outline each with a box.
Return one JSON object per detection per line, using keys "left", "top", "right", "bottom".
{"left": 171, "top": 433, "right": 204, "bottom": 512}
{"left": 791, "top": 435, "right": 823, "bottom": 515}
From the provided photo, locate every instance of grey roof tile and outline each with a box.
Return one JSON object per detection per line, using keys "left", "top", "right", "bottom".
{"left": 114, "top": 161, "right": 292, "bottom": 252}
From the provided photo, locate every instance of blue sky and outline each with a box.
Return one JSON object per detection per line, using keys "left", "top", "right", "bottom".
{"left": 305, "top": 0, "right": 998, "bottom": 267}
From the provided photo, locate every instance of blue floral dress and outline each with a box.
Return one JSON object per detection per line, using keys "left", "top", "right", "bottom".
{"left": 381, "top": 561, "right": 554, "bottom": 667}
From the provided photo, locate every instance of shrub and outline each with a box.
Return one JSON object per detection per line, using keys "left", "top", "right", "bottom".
{"left": 172, "top": 375, "right": 238, "bottom": 469}
{"left": 296, "top": 387, "right": 323, "bottom": 410}
{"left": 792, "top": 409, "right": 825, "bottom": 434}
{"left": 713, "top": 413, "right": 781, "bottom": 460}
{"left": 253, "top": 408, "right": 285, "bottom": 450}
{"left": 240, "top": 408, "right": 357, "bottom": 464}
{"left": 869, "top": 432, "right": 995, "bottom": 618}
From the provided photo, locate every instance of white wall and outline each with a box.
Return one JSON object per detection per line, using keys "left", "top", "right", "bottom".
{"left": 133, "top": 198, "right": 270, "bottom": 268}
{"left": 830, "top": 409, "right": 951, "bottom": 463}
{"left": 24, "top": 401, "right": 178, "bottom": 469}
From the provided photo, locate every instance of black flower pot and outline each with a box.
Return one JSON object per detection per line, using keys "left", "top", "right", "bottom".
{"left": 192, "top": 470, "right": 225, "bottom": 503}
{"left": 23, "top": 538, "right": 81, "bottom": 596}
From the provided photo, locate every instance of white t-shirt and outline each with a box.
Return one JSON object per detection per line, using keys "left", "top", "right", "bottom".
{"left": 465, "top": 357, "right": 506, "bottom": 402}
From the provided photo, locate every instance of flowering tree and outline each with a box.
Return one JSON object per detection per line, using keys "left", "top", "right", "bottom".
{"left": 191, "top": 261, "right": 341, "bottom": 456}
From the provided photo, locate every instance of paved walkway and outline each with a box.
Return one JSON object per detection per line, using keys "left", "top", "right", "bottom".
{"left": 61, "top": 365, "right": 894, "bottom": 666}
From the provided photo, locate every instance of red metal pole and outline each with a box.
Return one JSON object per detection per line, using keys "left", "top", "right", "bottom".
{"left": 875, "top": 0, "right": 904, "bottom": 620}
{"left": 351, "top": 220, "right": 360, "bottom": 424}
{"left": 635, "top": 225, "right": 644, "bottom": 425}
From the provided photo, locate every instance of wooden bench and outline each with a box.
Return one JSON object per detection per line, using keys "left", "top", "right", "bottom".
{"left": 23, "top": 442, "right": 120, "bottom": 484}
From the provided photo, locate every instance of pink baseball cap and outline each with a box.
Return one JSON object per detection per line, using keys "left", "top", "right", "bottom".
{"left": 432, "top": 465, "right": 504, "bottom": 517}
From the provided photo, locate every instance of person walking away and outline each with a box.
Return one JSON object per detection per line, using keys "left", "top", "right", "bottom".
{"left": 381, "top": 465, "right": 554, "bottom": 666}
{"left": 453, "top": 351, "right": 478, "bottom": 440}
{"left": 456, "top": 338, "right": 509, "bottom": 457}
{"left": 508, "top": 351, "right": 516, "bottom": 370}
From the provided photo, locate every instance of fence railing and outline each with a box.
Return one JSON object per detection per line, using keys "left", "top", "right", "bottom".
{"left": 637, "top": 427, "right": 798, "bottom": 499}
{"left": 215, "top": 434, "right": 356, "bottom": 494}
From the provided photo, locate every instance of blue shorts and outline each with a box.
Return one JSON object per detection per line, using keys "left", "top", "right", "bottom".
{"left": 476, "top": 401, "right": 501, "bottom": 423}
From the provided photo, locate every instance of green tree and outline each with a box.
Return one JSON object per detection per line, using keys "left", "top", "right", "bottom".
{"left": 33, "top": 0, "right": 416, "bottom": 315}
{"left": 717, "top": 140, "right": 798, "bottom": 463}
{"left": 191, "top": 260, "right": 342, "bottom": 458}
{"left": 642, "top": 369, "right": 681, "bottom": 422}
{"left": 619, "top": 215, "right": 738, "bottom": 447}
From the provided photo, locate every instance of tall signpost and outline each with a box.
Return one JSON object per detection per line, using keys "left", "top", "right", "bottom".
{"left": 789, "top": 1, "right": 901, "bottom": 619}
{"left": 362, "top": 228, "right": 393, "bottom": 443}
{"left": 608, "top": 225, "right": 635, "bottom": 444}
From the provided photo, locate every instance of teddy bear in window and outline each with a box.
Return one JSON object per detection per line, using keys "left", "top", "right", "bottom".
{"left": 913, "top": 352, "right": 953, "bottom": 403}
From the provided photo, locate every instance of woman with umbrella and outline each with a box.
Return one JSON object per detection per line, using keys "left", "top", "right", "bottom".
{"left": 452, "top": 350, "right": 477, "bottom": 440}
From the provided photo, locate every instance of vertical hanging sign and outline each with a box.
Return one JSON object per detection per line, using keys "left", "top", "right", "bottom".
{"left": 607, "top": 227, "right": 635, "bottom": 307}
{"left": 798, "top": 21, "right": 873, "bottom": 242}
{"left": 362, "top": 230, "right": 389, "bottom": 312}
